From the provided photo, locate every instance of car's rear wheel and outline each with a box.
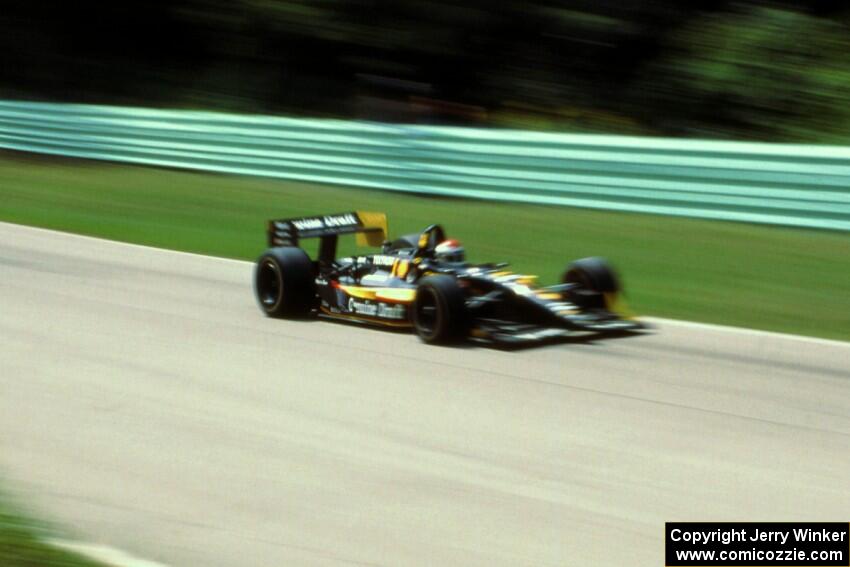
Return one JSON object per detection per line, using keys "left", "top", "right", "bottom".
{"left": 413, "top": 275, "right": 468, "bottom": 344}
{"left": 562, "top": 257, "right": 621, "bottom": 309}
{"left": 254, "top": 247, "right": 316, "bottom": 317}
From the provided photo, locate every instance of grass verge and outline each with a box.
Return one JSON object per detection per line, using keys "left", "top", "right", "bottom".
{"left": 1, "top": 151, "right": 848, "bottom": 341}
{"left": 0, "top": 497, "right": 107, "bottom": 567}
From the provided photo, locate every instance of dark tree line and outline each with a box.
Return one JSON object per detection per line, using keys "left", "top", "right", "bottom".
{"left": 2, "top": 0, "right": 849, "bottom": 141}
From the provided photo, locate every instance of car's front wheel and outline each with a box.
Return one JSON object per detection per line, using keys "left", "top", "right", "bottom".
{"left": 254, "top": 247, "right": 316, "bottom": 317}
{"left": 412, "top": 275, "right": 468, "bottom": 344}
{"left": 562, "top": 256, "right": 621, "bottom": 309}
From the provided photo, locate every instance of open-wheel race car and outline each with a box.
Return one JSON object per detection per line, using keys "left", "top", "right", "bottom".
{"left": 254, "top": 211, "right": 644, "bottom": 346}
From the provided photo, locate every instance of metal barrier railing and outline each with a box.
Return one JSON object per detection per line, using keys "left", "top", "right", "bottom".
{"left": 1, "top": 100, "right": 848, "bottom": 230}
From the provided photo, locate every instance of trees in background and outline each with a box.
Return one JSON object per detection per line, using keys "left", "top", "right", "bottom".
{"left": 645, "top": 5, "right": 850, "bottom": 142}
{"left": 2, "top": 0, "right": 848, "bottom": 141}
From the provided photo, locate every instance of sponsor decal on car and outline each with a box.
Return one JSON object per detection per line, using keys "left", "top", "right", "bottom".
{"left": 348, "top": 298, "right": 406, "bottom": 319}
{"left": 291, "top": 217, "right": 324, "bottom": 231}
{"left": 371, "top": 255, "right": 398, "bottom": 267}
{"left": 323, "top": 213, "right": 358, "bottom": 227}
{"left": 291, "top": 213, "right": 359, "bottom": 231}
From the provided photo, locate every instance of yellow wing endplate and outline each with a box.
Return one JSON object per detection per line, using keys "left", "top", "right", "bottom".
{"left": 355, "top": 211, "right": 388, "bottom": 247}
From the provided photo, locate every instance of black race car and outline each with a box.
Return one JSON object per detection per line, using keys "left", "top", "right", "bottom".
{"left": 254, "top": 211, "right": 643, "bottom": 345}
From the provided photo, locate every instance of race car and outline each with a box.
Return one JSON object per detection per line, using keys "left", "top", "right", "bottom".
{"left": 254, "top": 211, "right": 643, "bottom": 345}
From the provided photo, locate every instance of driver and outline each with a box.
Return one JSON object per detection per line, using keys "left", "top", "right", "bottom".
{"left": 434, "top": 239, "right": 465, "bottom": 263}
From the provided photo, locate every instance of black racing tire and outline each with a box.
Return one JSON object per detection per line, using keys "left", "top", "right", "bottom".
{"left": 562, "top": 257, "right": 621, "bottom": 293}
{"left": 412, "top": 275, "right": 468, "bottom": 344}
{"left": 254, "top": 247, "right": 316, "bottom": 318}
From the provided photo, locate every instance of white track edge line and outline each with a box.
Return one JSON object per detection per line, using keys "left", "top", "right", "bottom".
{"left": 1, "top": 220, "right": 248, "bottom": 264}
{"left": 5, "top": 221, "right": 848, "bottom": 347}
{"left": 641, "top": 317, "right": 849, "bottom": 348}
{"left": 48, "top": 539, "right": 171, "bottom": 567}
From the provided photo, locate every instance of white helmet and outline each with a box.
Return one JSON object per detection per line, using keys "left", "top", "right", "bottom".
{"left": 434, "top": 239, "right": 465, "bottom": 263}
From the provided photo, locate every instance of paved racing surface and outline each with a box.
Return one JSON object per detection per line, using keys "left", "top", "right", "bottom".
{"left": 1, "top": 222, "right": 849, "bottom": 567}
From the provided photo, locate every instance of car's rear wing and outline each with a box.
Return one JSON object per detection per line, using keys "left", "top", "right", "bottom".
{"left": 267, "top": 211, "right": 388, "bottom": 262}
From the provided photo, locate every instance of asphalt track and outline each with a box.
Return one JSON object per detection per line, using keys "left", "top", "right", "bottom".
{"left": 1, "top": 221, "right": 848, "bottom": 567}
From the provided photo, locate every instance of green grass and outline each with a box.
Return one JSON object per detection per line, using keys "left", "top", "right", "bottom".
{"left": 0, "top": 498, "right": 106, "bottom": 567}
{"left": 1, "top": 151, "right": 849, "bottom": 341}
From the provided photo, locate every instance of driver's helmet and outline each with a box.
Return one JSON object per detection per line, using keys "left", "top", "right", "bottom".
{"left": 434, "top": 239, "right": 465, "bottom": 263}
